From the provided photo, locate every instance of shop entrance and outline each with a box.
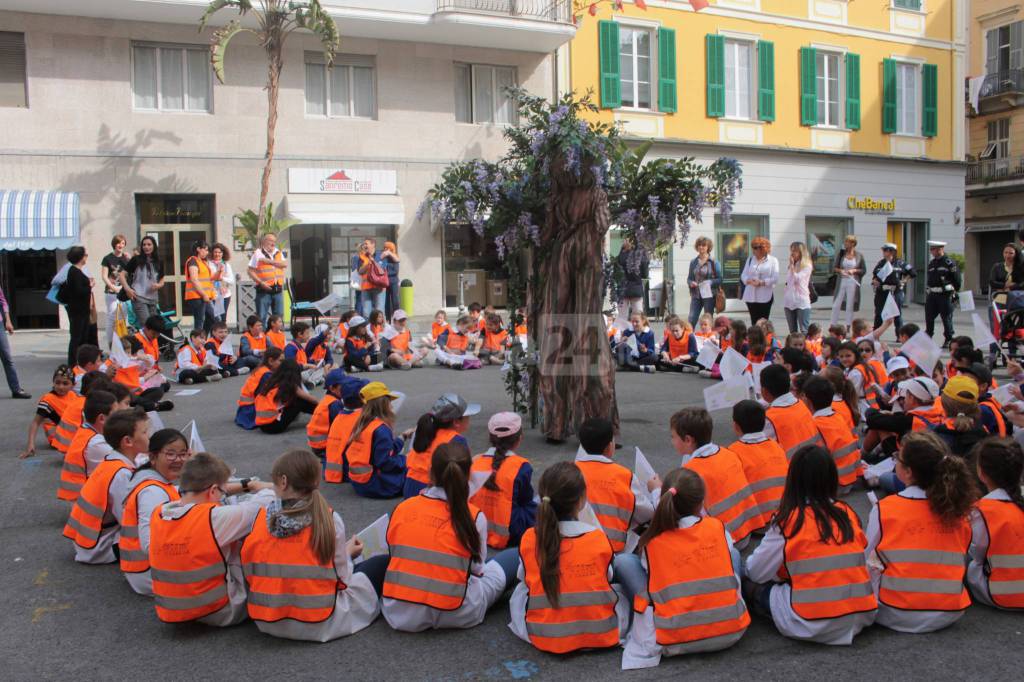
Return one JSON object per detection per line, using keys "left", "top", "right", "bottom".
{"left": 886, "top": 221, "right": 929, "bottom": 303}
{"left": 288, "top": 224, "right": 394, "bottom": 310}
{"left": 0, "top": 250, "right": 59, "bottom": 328}
{"left": 714, "top": 214, "right": 769, "bottom": 300}
{"left": 137, "top": 195, "right": 215, "bottom": 317}
{"left": 977, "top": 228, "right": 1016, "bottom": 296}
{"left": 442, "top": 222, "right": 506, "bottom": 309}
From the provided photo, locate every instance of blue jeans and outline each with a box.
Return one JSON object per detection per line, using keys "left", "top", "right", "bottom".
{"left": 353, "top": 554, "right": 388, "bottom": 597}
{"left": 784, "top": 307, "right": 812, "bottom": 334}
{"left": 880, "top": 471, "right": 906, "bottom": 494}
{"left": 358, "top": 288, "right": 386, "bottom": 318}
{"left": 688, "top": 294, "right": 715, "bottom": 326}
{"left": 487, "top": 547, "right": 521, "bottom": 591}
{"left": 255, "top": 290, "right": 284, "bottom": 325}
{"left": 0, "top": 316, "right": 23, "bottom": 393}
{"left": 612, "top": 553, "right": 647, "bottom": 604}
{"left": 186, "top": 298, "right": 215, "bottom": 334}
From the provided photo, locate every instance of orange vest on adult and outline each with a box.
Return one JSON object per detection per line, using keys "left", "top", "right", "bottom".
{"left": 175, "top": 343, "right": 207, "bottom": 371}
{"left": 134, "top": 331, "right": 162, "bottom": 371}
{"left": 345, "top": 418, "right": 386, "bottom": 484}
{"left": 62, "top": 457, "right": 133, "bottom": 548}
{"left": 575, "top": 458, "right": 636, "bottom": 553}
{"left": 120, "top": 477, "right": 181, "bottom": 574}
{"left": 407, "top": 429, "right": 461, "bottom": 487}
{"left": 663, "top": 330, "right": 693, "bottom": 359}
{"left": 766, "top": 400, "right": 823, "bottom": 460}
{"left": 238, "top": 365, "right": 269, "bottom": 408}
{"left": 358, "top": 253, "right": 377, "bottom": 291}
{"left": 54, "top": 392, "right": 85, "bottom": 453}
{"left": 813, "top": 410, "right": 862, "bottom": 487}
{"left": 150, "top": 502, "right": 230, "bottom": 623}
{"left": 519, "top": 526, "right": 619, "bottom": 654}
{"left": 184, "top": 255, "right": 215, "bottom": 301}
{"left": 242, "top": 332, "right": 267, "bottom": 355}
{"left": 685, "top": 446, "right": 763, "bottom": 541}
{"left": 266, "top": 330, "right": 286, "bottom": 349}
{"left": 876, "top": 495, "right": 971, "bottom": 612}
{"left": 383, "top": 495, "right": 477, "bottom": 610}
{"left": 975, "top": 498, "right": 1024, "bottom": 609}
{"left": 445, "top": 331, "right": 469, "bottom": 353}
{"left": 241, "top": 507, "right": 340, "bottom": 623}
{"left": 634, "top": 517, "right": 750, "bottom": 647}
{"left": 469, "top": 452, "right": 529, "bottom": 549}
{"left": 253, "top": 249, "right": 285, "bottom": 288}
{"left": 306, "top": 394, "right": 337, "bottom": 450}
{"left": 324, "top": 408, "right": 361, "bottom": 483}
{"left": 728, "top": 437, "right": 788, "bottom": 521}
{"left": 57, "top": 424, "right": 97, "bottom": 501}
{"left": 39, "top": 390, "right": 72, "bottom": 448}
{"left": 389, "top": 329, "right": 413, "bottom": 360}
{"left": 780, "top": 503, "right": 877, "bottom": 619}
{"left": 254, "top": 387, "right": 283, "bottom": 426}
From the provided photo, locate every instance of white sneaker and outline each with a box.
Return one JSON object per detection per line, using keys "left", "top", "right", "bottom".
{"left": 641, "top": 365, "right": 655, "bottom": 373}
{"left": 207, "top": 372, "right": 223, "bottom": 382}
{"left": 237, "top": 367, "right": 251, "bottom": 375}
{"left": 698, "top": 370, "right": 712, "bottom": 378}
{"left": 369, "top": 363, "right": 384, "bottom": 372}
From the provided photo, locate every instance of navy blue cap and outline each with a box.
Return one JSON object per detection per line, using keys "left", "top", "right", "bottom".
{"left": 325, "top": 368, "right": 347, "bottom": 388}
{"left": 341, "top": 376, "right": 369, "bottom": 401}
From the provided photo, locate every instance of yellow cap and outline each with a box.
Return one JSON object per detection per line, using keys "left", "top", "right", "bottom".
{"left": 360, "top": 381, "right": 398, "bottom": 403}
{"left": 942, "top": 375, "right": 979, "bottom": 404}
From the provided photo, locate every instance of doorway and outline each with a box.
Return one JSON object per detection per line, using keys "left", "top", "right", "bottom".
{"left": 288, "top": 224, "right": 394, "bottom": 310}
{"left": 886, "top": 221, "right": 930, "bottom": 303}
{"left": 137, "top": 194, "right": 215, "bottom": 316}
{"left": 0, "top": 250, "right": 58, "bottom": 328}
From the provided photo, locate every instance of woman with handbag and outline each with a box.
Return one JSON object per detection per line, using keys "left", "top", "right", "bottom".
{"left": 784, "top": 242, "right": 813, "bottom": 334}
{"left": 62, "top": 246, "right": 94, "bottom": 366}
{"left": 353, "top": 238, "right": 388, "bottom": 319}
{"left": 829, "top": 236, "right": 866, "bottom": 328}
{"left": 686, "top": 236, "right": 723, "bottom": 325}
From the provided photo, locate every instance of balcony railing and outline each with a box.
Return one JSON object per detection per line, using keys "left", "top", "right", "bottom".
{"left": 979, "top": 69, "right": 1024, "bottom": 99}
{"left": 436, "top": 0, "right": 573, "bottom": 22}
{"left": 967, "top": 156, "right": 1024, "bottom": 185}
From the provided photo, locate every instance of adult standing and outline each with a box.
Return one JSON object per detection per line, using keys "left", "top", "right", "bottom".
{"left": 100, "top": 235, "right": 129, "bottom": 351}
{"left": 871, "top": 243, "right": 915, "bottom": 333}
{"left": 616, "top": 238, "right": 649, "bottom": 319}
{"left": 686, "top": 236, "right": 722, "bottom": 325}
{"left": 184, "top": 240, "right": 217, "bottom": 335}
{"left": 924, "top": 240, "right": 961, "bottom": 348}
{"left": 121, "top": 235, "right": 165, "bottom": 326}
{"left": 829, "top": 236, "right": 866, "bottom": 328}
{"left": 988, "top": 243, "right": 1024, "bottom": 359}
{"left": 740, "top": 237, "right": 779, "bottom": 324}
{"left": 352, "top": 238, "right": 386, "bottom": 318}
{"left": 63, "top": 246, "right": 94, "bottom": 366}
{"left": 248, "top": 233, "right": 286, "bottom": 325}
{"left": 211, "top": 243, "right": 235, "bottom": 324}
{"left": 784, "top": 241, "right": 813, "bottom": 334}
{"left": 0, "top": 282, "right": 30, "bottom": 398}
{"left": 381, "top": 240, "right": 400, "bottom": 319}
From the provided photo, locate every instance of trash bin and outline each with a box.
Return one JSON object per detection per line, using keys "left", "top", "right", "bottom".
{"left": 399, "top": 279, "right": 414, "bottom": 313}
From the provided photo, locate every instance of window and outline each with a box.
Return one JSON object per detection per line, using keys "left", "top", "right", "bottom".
{"left": 455, "top": 64, "right": 516, "bottom": 124}
{"left": 895, "top": 62, "right": 919, "bottom": 135}
{"left": 986, "top": 23, "right": 1023, "bottom": 76}
{"left": 815, "top": 51, "right": 842, "bottom": 127}
{"left": 987, "top": 118, "right": 1010, "bottom": 159}
{"left": 724, "top": 39, "right": 753, "bottom": 119}
{"left": 893, "top": 0, "right": 921, "bottom": 9}
{"left": 618, "top": 27, "right": 652, "bottom": 109}
{"left": 132, "top": 44, "right": 210, "bottom": 112}
{"left": 806, "top": 217, "right": 852, "bottom": 292}
{"left": 0, "top": 31, "right": 27, "bottom": 108}
{"left": 304, "top": 54, "right": 375, "bottom": 118}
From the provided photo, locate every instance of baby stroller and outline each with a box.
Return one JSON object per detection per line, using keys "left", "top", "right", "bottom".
{"left": 125, "top": 304, "right": 186, "bottom": 363}
{"left": 989, "top": 292, "right": 1024, "bottom": 368}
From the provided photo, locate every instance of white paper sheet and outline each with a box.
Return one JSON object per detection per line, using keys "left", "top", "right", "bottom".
{"left": 173, "top": 389, "right": 202, "bottom": 396}
{"left": 108, "top": 339, "right": 133, "bottom": 368}
{"left": 517, "top": 333, "right": 528, "bottom": 350}
{"left": 876, "top": 261, "right": 894, "bottom": 282}
{"left": 381, "top": 324, "right": 400, "bottom": 341}
{"left": 698, "top": 280, "right": 713, "bottom": 299}
{"left": 212, "top": 297, "right": 225, "bottom": 318}
{"left": 391, "top": 391, "right": 406, "bottom": 415}
{"left": 704, "top": 375, "right": 751, "bottom": 412}
{"left": 959, "top": 290, "right": 975, "bottom": 312}
{"left": 313, "top": 293, "right": 341, "bottom": 315}
{"left": 718, "top": 347, "right": 749, "bottom": 380}
{"left": 881, "top": 293, "right": 901, "bottom": 321}
{"left": 972, "top": 312, "right": 999, "bottom": 348}
{"left": 218, "top": 338, "right": 234, "bottom": 357}
{"left": 188, "top": 420, "right": 206, "bottom": 454}
{"left": 991, "top": 382, "right": 1016, "bottom": 407}
{"left": 356, "top": 514, "right": 390, "bottom": 561}
{"left": 696, "top": 340, "right": 720, "bottom": 369}
{"left": 750, "top": 361, "right": 771, "bottom": 395}
{"left": 899, "top": 331, "right": 942, "bottom": 374}
{"left": 634, "top": 447, "right": 657, "bottom": 486}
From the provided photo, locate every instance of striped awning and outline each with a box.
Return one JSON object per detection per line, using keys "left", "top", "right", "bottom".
{"left": 0, "top": 190, "right": 80, "bottom": 251}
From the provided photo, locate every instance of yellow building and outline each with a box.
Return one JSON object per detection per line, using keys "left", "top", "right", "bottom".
{"left": 567, "top": 0, "right": 966, "bottom": 314}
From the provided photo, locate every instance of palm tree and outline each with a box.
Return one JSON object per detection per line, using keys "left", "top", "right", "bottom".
{"left": 199, "top": 1, "right": 340, "bottom": 232}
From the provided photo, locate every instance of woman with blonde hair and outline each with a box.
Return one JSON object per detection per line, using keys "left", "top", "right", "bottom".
{"left": 784, "top": 241, "right": 813, "bottom": 334}
{"left": 686, "top": 236, "right": 722, "bottom": 326}
{"left": 740, "top": 237, "right": 779, "bottom": 324}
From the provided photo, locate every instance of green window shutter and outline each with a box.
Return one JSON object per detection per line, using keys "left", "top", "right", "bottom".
{"left": 706, "top": 34, "right": 725, "bottom": 118}
{"left": 757, "top": 41, "right": 775, "bottom": 122}
{"left": 799, "top": 47, "right": 817, "bottom": 126}
{"left": 598, "top": 21, "right": 621, "bottom": 109}
{"left": 845, "top": 53, "right": 861, "bottom": 130}
{"left": 922, "top": 63, "right": 938, "bottom": 137}
{"left": 658, "top": 27, "right": 677, "bottom": 113}
{"left": 882, "top": 58, "right": 897, "bottom": 133}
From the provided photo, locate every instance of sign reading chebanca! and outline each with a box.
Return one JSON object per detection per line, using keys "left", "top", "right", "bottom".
{"left": 847, "top": 196, "right": 896, "bottom": 214}
{"left": 288, "top": 168, "right": 398, "bottom": 195}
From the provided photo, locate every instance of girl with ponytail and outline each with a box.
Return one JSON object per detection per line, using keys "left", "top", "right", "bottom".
{"left": 866, "top": 431, "right": 978, "bottom": 633}
{"left": 822, "top": 365, "right": 860, "bottom": 429}
{"left": 242, "top": 450, "right": 382, "bottom": 642}
{"left": 932, "top": 375, "right": 989, "bottom": 458}
{"left": 510, "top": 462, "right": 630, "bottom": 655}
{"left": 620, "top": 468, "right": 748, "bottom": 668}
{"left": 382, "top": 441, "right": 519, "bottom": 632}
{"left": 403, "top": 393, "right": 476, "bottom": 498}
{"left": 469, "top": 412, "right": 537, "bottom": 549}
{"left": 968, "top": 438, "right": 1024, "bottom": 609}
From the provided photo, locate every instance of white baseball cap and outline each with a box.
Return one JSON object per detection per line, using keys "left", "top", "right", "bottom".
{"left": 898, "top": 377, "right": 940, "bottom": 403}
{"left": 886, "top": 356, "right": 910, "bottom": 374}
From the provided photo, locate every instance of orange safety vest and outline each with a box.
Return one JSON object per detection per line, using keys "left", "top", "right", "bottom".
{"left": 54, "top": 393, "right": 85, "bottom": 453}
{"left": 134, "top": 331, "right": 161, "bottom": 370}
{"left": 868, "top": 359, "right": 888, "bottom": 383}
{"left": 975, "top": 498, "right": 1024, "bottom": 609}
{"left": 445, "top": 331, "right": 469, "bottom": 353}
{"left": 242, "top": 332, "right": 267, "bottom": 355}
{"left": 120, "top": 477, "right": 180, "bottom": 574}
{"left": 766, "top": 400, "right": 823, "bottom": 460}
{"left": 384, "top": 495, "right": 477, "bottom": 610}
{"left": 481, "top": 328, "right": 508, "bottom": 353}
{"left": 980, "top": 399, "right": 1008, "bottom": 437}
{"left": 813, "top": 411, "right": 862, "bottom": 487}
{"left": 254, "top": 387, "right": 283, "bottom": 426}
{"left": 39, "top": 390, "right": 71, "bottom": 448}
{"left": 780, "top": 503, "right": 877, "bottom": 620}
{"left": 519, "top": 526, "right": 619, "bottom": 654}
{"left": 685, "top": 446, "right": 763, "bottom": 541}
{"left": 728, "top": 437, "right": 788, "bottom": 521}
{"left": 238, "top": 365, "right": 270, "bottom": 407}
{"left": 389, "top": 329, "right": 413, "bottom": 360}
{"left": 575, "top": 459, "right": 636, "bottom": 553}
{"left": 344, "top": 418, "right": 385, "bottom": 484}
{"left": 469, "top": 452, "right": 529, "bottom": 549}
{"left": 309, "top": 341, "right": 328, "bottom": 364}
{"left": 832, "top": 397, "right": 855, "bottom": 431}
{"left": 286, "top": 341, "right": 308, "bottom": 365}
{"left": 253, "top": 249, "right": 285, "bottom": 288}
{"left": 184, "top": 256, "right": 215, "bottom": 301}
{"left": 876, "top": 495, "right": 971, "bottom": 612}
{"left": 663, "top": 331, "right": 692, "bottom": 358}
{"left": 431, "top": 322, "right": 450, "bottom": 340}
{"left": 358, "top": 254, "right": 376, "bottom": 291}
{"left": 175, "top": 343, "right": 206, "bottom": 371}
{"left": 150, "top": 503, "right": 229, "bottom": 622}
{"left": 58, "top": 424, "right": 97, "bottom": 501}
{"left": 634, "top": 517, "right": 749, "bottom": 647}
{"left": 407, "top": 429, "right": 460, "bottom": 486}
{"left": 324, "top": 408, "right": 361, "bottom": 484}
{"left": 242, "top": 507, "right": 340, "bottom": 623}
{"left": 514, "top": 323, "right": 527, "bottom": 336}
{"left": 266, "top": 330, "right": 287, "bottom": 349}
{"left": 114, "top": 364, "right": 142, "bottom": 394}
{"left": 62, "top": 457, "right": 133, "bottom": 548}
{"left": 806, "top": 338, "right": 823, "bottom": 357}
{"left": 306, "top": 394, "right": 337, "bottom": 450}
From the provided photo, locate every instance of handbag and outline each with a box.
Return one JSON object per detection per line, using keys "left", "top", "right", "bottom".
{"left": 114, "top": 302, "right": 129, "bottom": 338}
{"left": 365, "top": 259, "right": 390, "bottom": 289}
{"left": 809, "top": 281, "right": 819, "bottom": 304}
{"left": 1008, "top": 290, "right": 1024, "bottom": 312}
{"left": 714, "top": 286, "right": 726, "bottom": 313}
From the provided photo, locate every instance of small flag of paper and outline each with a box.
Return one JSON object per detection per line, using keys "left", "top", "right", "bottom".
{"left": 881, "top": 293, "right": 901, "bottom": 321}
{"left": 704, "top": 375, "right": 751, "bottom": 411}
{"left": 696, "top": 340, "right": 720, "bottom": 369}
{"left": 959, "top": 290, "right": 975, "bottom": 311}
{"left": 381, "top": 324, "right": 400, "bottom": 341}
{"left": 313, "top": 293, "right": 341, "bottom": 315}
{"left": 188, "top": 420, "right": 206, "bottom": 454}
{"left": 634, "top": 447, "right": 657, "bottom": 485}
{"left": 718, "top": 347, "right": 749, "bottom": 380}
{"left": 876, "top": 261, "right": 894, "bottom": 282}
{"left": 108, "top": 339, "right": 133, "bottom": 368}
{"left": 900, "top": 331, "right": 942, "bottom": 373}
{"left": 218, "top": 338, "right": 234, "bottom": 357}
{"left": 972, "top": 312, "right": 998, "bottom": 348}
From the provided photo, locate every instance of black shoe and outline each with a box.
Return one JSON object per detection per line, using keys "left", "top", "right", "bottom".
{"left": 155, "top": 400, "right": 174, "bottom": 412}
{"left": 11, "top": 390, "right": 30, "bottom": 399}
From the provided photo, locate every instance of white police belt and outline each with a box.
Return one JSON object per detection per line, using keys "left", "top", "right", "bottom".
{"left": 927, "top": 286, "right": 951, "bottom": 294}
{"left": 882, "top": 284, "right": 899, "bottom": 291}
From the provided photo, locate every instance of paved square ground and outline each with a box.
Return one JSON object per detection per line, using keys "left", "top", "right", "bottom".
{"left": 1, "top": 327, "right": 1021, "bottom": 681}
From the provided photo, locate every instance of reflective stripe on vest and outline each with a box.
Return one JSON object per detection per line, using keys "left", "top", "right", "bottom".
{"left": 469, "top": 453, "right": 527, "bottom": 549}
{"left": 237, "top": 366, "right": 269, "bottom": 407}
{"left": 324, "top": 409, "right": 361, "bottom": 483}
{"left": 344, "top": 418, "right": 385, "bottom": 484}
{"left": 685, "top": 446, "right": 763, "bottom": 541}
{"left": 62, "top": 458, "right": 131, "bottom": 548}
{"left": 150, "top": 503, "right": 229, "bottom": 623}
{"left": 814, "top": 412, "right": 862, "bottom": 487}
{"left": 407, "top": 429, "right": 460, "bottom": 486}
{"left": 120, "top": 478, "right": 180, "bottom": 573}
{"left": 54, "top": 394, "right": 85, "bottom": 453}
{"left": 766, "top": 402, "right": 822, "bottom": 460}
{"left": 728, "top": 438, "right": 788, "bottom": 521}
{"left": 254, "top": 250, "right": 285, "bottom": 287}
{"left": 575, "top": 459, "right": 636, "bottom": 553}
{"left": 306, "top": 395, "right": 337, "bottom": 450}
{"left": 184, "top": 256, "right": 215, "bottom": 300}
{"left": 254, "top": 387, "right": 282, "bottom": 425}
{"left": 58, "top": 425, "right": 96, "bottom": 501}
{"left": 977, "top": 498, "right": 1024, "bottom": 608}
